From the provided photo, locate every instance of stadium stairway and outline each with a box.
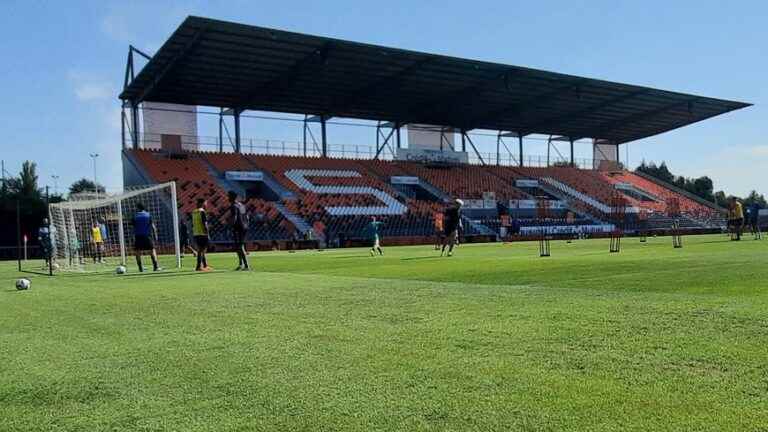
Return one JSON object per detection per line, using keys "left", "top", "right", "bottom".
{"left": 535, "top": 181, "right": 606, "bottom": 224}
{"left": 198, "top": 157, "right": 249, "bottom": 198}
{"left": 273, "top": 201, "right": 313, "bottom": 236}
{"left": 539, "top": 177, "right": 612, "bottom": 218}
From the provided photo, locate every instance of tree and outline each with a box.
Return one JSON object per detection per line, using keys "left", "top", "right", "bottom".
{"left": 743, "top": 190, "right": 767, "bottom": 208}
{"left": 636, "top": 161, "right": 715, "bottom": 203}
{"left": 18, "top": 161, "right": 41, "bottom": 199}
{"left": 69, "top": 178, "right": 106, "bottom": 196}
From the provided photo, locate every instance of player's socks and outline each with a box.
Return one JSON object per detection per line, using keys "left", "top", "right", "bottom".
{"left": 377, "top": 247, "right": 383, "bottom": 255}
{"left": 136, "top": 256, "right": 144, "bottom": 273}
{"left": 151, "top": 256, "right": 159, "bottom": 271}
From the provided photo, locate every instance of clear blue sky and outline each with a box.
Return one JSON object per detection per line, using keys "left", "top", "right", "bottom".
{"left": 1, "top": 0, "right": 764, "bottom": 196}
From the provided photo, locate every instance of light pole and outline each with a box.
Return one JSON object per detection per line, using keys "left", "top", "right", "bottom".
{"left": 51, "top": 175, "right": 59, "bottom": 195}
{"left": 89, "top": 153, "right": 99, "bottom": 196}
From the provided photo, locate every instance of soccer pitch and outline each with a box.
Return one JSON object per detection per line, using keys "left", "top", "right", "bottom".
{"left": 1, "top": 234, "right": 766, "bottom": 431}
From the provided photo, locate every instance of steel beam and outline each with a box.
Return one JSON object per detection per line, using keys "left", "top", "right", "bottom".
{"left": 320, "top": 115, "right": 328, "bottom": 157}
{"left": 572, "top": 98, "right": 697, "bottom": 141}
{"left": 519, "top": 89, "right": 650, "bottom": 135}
{"left": 237, "top": 41, "right": 333, "bottom": 111}
{"left": 464, "top": 79, "right": 587, "bottom": 130}
{"left": 134, "top": 29, "right": 206, "bottom": 104}
{"left": 234, "top": 109, "right": 242, "bottom": 153}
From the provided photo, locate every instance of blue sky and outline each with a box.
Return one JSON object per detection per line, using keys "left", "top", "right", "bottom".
{"left": 1, "top": 0, "right": 765, "bottom": 196}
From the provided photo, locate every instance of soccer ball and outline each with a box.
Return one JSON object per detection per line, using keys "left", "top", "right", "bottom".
{"left": 115, "top": 265, "right": 127, "bottom": 275}
{"left": 52, "top": 263, "right": 60, "bottom": 271}
{"left": 15, "top": 278, "right": 31, "bottom": 290}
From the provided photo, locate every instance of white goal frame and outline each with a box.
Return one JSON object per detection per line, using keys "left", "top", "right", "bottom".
{"left": 49, "top": 182, "right": 181, "bottom": 271}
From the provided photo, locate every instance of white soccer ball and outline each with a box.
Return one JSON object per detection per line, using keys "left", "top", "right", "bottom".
{"left": 15, "top": 278, "right": 31, "bottom": 290}
{"left": 52, "top": 263, "right": 60, "bottom": 271}
{"left": 115, "top": 265, "right": 127, "bottom": 275}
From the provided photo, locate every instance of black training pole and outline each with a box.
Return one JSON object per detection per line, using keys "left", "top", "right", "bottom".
{"left": 46, "top": 186, "right": 52, "bottom": 276}
{"left": 16, "top": 200, "right": 22, "bottom": 272}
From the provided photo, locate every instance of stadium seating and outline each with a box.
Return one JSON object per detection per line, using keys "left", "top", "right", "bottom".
{"left": 127, "top": 148, "right": 723, "bottom": 245}
{"left": 602, "top": 171, "right": 718, "bottom": 218}
{"left": 130, "top": 150, "right": 293, "bottom": 242}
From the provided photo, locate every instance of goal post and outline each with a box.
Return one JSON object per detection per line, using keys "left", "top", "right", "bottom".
{"left": 49, "top": 182, "right": 181, "bottom": 272}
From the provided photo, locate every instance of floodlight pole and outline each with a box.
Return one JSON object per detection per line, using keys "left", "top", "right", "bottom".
{"left": 89, "top": 153, "right": 99, "bottom": 194}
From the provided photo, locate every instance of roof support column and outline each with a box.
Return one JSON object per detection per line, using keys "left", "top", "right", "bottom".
{"left": 518, "top": 134, "right": 524, "bottom": 167}
{"left": 615, "top": 144, "right": 620, "bottom": 165}
{"left": 570, "top": 138, "right": 575, "bottom": 167}
{"left": 218, "top": 109, "right": 224, "bottom": 152}
{"left": 131, "top": 102, "right": 140, "bottom": 150}
{"left": 234, "top": 109, "right": 242, "bottom": 153}
{"left": 120, "top": 104, "right": 126, "bottom": 150}
{"left": 496, "top": 132, "right": 501, "bottom": 166}
{"left": 321, "top": 115, "right": 328, "bottom": 157}
{"left": 396, "top": 122, "right": 401, "bottom": 149}
{"left": 461, "top": 131, "right": 466, "bottom": 152}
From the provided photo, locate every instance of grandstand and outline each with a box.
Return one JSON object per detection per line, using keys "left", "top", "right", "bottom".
{"left": 119, "top": 16, "right": 749, "bottom": 248}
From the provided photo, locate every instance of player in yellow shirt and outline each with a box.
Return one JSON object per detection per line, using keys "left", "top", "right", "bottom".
{"left": 91, "top": 221, "right": 104, "bottom": 263}
{"left": 191, "top": 198, "right": 212, "bottom": 271}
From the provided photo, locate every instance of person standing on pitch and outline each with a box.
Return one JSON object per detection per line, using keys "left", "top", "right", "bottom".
{"left": 132, "top": 202, "right": 162, "bottom": 272}
{"left": 227, "top": 191, "right": 250, "bottom": 270}
{"left": 748, "top": 202, "right": 762, "bottom": 238}
{"left": 38, "top": 218, "right": 55, "bottom": 269}
{"left": 191, "top": 198, "right": 212, "bottom": 271}
{"left": 433, "top": 209, "right": 444, "bottom": 250}
{"left": 90, "top": 220, "right": 104, "bottom": 263}
{"left": 441, "top": 199, "right": 464, "bottom": 257}
{"left": 367, "top": 216, "right": 384, "bottom": 256}
{"left": 728, "top": 197, "right": 744, "bottom": 241}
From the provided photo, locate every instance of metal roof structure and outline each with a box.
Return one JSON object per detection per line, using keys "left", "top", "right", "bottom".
{"left": 120, "top": 16, "right": 750, "bottom": 145}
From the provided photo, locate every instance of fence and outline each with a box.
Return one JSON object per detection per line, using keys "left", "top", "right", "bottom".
{"left": 136, "top": 132, "right": 605, "bottom": 169}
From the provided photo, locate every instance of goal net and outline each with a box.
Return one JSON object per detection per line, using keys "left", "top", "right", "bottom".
{"left": 49, "top": 182, "right": 181, "bottom": 272}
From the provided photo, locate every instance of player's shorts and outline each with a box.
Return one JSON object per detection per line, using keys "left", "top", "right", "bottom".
{"left": 40, "top": 239, "right": 53, "bottom": 259}
{"left": 194, "top": 235, "right": 209, "bottom": 249}
{"left": 232, "top": 227, "right": 247, "bottom": 246}
{"left": 444, "top": 224, "right": 458, "bottom": 237}
{"left": 134, "top": 235, "right": 154, "bottom": 251}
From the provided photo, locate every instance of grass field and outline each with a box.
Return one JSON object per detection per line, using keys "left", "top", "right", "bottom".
{"left": 1, "top": 234, "right": 767, "bottom": 431}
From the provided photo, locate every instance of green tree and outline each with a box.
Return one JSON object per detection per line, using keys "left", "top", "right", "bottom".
{"left": 742, "top": 190, "right": 767, "bottom": 208}
{"left": 18, "top": 161, "right": 41, "bottom": 198}
{"left": 69, "top": 178, "right": 106, "bottom": 196}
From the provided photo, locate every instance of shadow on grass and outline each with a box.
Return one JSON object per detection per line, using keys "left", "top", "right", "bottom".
{"left": 400, "top": 256, "right": 443, "bottom": 261}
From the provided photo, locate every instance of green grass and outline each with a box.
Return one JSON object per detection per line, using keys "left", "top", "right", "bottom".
{"left": 1, "top": 234, "right": 767, "bottom": 431}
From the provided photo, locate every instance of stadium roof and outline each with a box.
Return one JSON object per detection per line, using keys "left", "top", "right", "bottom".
{"left": 120, "top": 16, "right": 750, "bottom": 144}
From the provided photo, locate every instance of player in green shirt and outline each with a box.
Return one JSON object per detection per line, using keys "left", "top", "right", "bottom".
{"left": 366, "top": 216, "right": 384, "bottom": 256}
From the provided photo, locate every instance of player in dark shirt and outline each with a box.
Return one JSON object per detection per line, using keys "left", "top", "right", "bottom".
{"left": 133, "top": 202, "right": 161, "bottom": 272}
{"left": 227, "top": 191, "right": 250, "bottom": 270}
{"left": 441, "top": 199, "right": 464, "bottom": 257}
